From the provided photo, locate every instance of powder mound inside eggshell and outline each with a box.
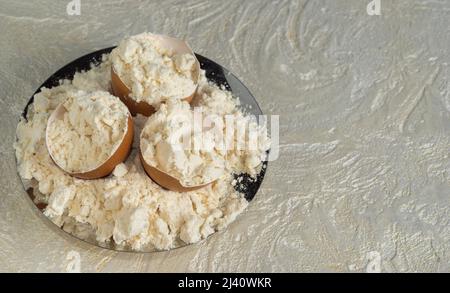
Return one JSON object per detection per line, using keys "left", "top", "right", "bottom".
{"left": 46, "top": 90, "right": 129, "bottom": 173}
{"left": 111, "top": 32, "right": 197, "bottom": 106}
{"left": 140, "top": 100, "right": 226, "bottom": 187}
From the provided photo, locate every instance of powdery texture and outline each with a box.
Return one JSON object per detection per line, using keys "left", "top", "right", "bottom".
{"left": 140, "top": 100, "right": 225, "bottom": 186}
{"left": 46, "top": 90, "right": 129, "bottom": 173}
{"left": 111, "top": 32, "right": 197, "bottom": 106}
{"left": 4, "top": 0, "right": 449, "bottom": 272}
{"left": 140, "top": 76, "right": 270, "bottom": 186}
{"left": 14, "top": 54, "right": 269, "bottom": 251}
{"left": 195, "top": 76, "right": 271, "bottom": 178}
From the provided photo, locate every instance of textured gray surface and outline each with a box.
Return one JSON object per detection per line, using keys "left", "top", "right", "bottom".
{"left": 1, "top": 0, "right": 449, "bottom": 272}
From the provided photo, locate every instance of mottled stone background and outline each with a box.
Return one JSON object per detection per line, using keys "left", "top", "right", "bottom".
{"left": 0, "top": 0, "right": 449, "bottom": 272}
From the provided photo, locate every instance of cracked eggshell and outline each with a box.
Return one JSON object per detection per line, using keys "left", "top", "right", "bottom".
{"left": 138, "top": 150, "right": 214, "bottom": 193}
{"left": 45, "top": 101, "right": 134, "bottom": 179}
{"left": 111, "top": 33, "right": 200, "bottom": 116}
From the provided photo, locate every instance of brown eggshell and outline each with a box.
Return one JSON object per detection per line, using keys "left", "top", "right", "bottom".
{"left": 139, "top": 150, "right": 213, "bottom": 193}
{"left": 46, "top": 103, "right": 134, "bottom": 179}
{"left": 111, "top": 68, "right": 156, "bottom": 116}
{"left": 110, "top": 34, "right": 199, "bottom": 116}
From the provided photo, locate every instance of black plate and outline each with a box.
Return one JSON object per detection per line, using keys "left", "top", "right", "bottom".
{"left": 20, "top": 47, "right": 269, "bottom": 251}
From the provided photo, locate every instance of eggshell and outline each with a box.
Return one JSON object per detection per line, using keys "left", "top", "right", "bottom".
{"left": 46, "top": 102, "right": 134, "bottom": 179}
{"left": 138, "top": 150, "right": 213, "bottom": 192}
{"left": 111, "top": 33, "right": 199, "bottom": 116}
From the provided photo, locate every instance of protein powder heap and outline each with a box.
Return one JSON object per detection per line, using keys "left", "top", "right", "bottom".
{"left": 14, "top": 54, "right": 270, "bottom": 251}
{"left": 140, "top": 100, "right": 226, "bottom": 187}
{"left": 195, "top": 76, "right": 271, "bottom": 177}
{"left": 111, "top": 32, "right": 198, "bottom": 106}
{"left": 46, "top": 91, "right": 130, "bottom": 173}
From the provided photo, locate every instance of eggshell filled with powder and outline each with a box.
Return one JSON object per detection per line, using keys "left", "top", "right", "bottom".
{"left": 46, "top": 90, "right": 134, "bottom": 179}
{"left": 111, "top": 33, "right": 200, "bottom": 116}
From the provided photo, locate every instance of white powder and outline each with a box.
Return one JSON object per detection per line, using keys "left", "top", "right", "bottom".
{"left": 140, "top": 94, "right": 270, "bottom": 186}
{"left": 195, "top": 78, "right": 271, "bottom": 177}
{"left": 140, "top": 100, "right": 226, "bottom": 186}
{"left": 14, "top": 53, "right": 269, "bottom": 251}
{"left": 111, "top": 32, "right": 197, "bottom": 106}
{"left": 112, "top": 163, "right": 128, "bottom": 177}
{"left": 46, "top": 91, "right": 129, "bottom": 173}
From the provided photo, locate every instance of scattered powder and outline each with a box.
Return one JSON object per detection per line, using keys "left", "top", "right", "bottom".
{"left": 111, "top": 32, "right": 197, "bottom": 106}
{"left": 46, "top": 91, "right": 129, "bottom": 173}
{"left": 14, "top": 53, "right": 269, "bottom": 251}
